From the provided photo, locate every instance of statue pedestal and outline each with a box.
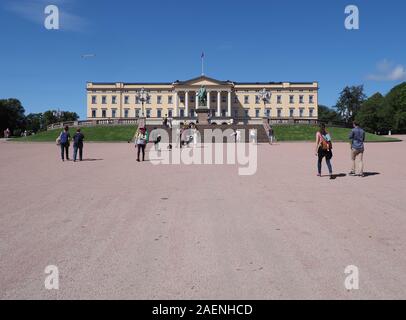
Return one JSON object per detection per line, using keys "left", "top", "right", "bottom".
{"left": 195, "top": 108, "right": 210, "bottom": 125}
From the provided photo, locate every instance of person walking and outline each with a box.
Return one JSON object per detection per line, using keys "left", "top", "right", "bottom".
{"left": 73, "top": 128, "right": 85, "bottom": 162}
{"left": 151, "top": 127, "right": 161, "bottom": 152}
{"left": 250, "top": 128, "right": 257, "bottom": 144}
{"left": 193, "top": 125, "right": 198, "bottom": 148}
{"left": 236, "top": 129, "right": 241, "bottom": 143}
{"left": 135, "top": 127, "right": 147, "bottom": 162}
{"left": 315, "top": 123, "right": 334, "bottom": 179}
{"left": 268, "top": 126, "right": 275, "bottom": 145}
{"left": 349, "top": 121, "right": 366, "bottom": 177}
{"left": 58, "top": 126, "right": 71, "bottom": 161}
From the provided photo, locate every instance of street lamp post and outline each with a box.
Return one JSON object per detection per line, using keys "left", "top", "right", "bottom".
{"left": 136, "top": 88, "right": 150, "bottom": 118}
{"left": 258, "top": 88, "right": 271, "bottom": 118}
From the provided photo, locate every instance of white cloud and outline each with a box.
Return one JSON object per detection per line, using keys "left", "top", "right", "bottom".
{"left": 367, "top": 59, "right": 406, "bottom": 81}
{"left": 4, "top": 0, "right": 89, "bottom": 32}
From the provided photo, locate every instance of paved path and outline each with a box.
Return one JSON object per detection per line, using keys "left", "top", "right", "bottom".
{"left": 0, "top": 140, "right": 405, "bottom": 299}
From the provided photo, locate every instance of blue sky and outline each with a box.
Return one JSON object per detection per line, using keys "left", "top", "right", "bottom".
{"left": 1, "top": 0, "right": 405, "bottom": 119}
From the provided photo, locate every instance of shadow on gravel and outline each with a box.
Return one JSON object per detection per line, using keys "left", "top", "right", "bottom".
{"left": 362, "top": 172, "right": 381, "bottom": 177}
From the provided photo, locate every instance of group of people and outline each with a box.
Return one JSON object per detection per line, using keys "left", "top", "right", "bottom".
{"left": 316, "top": 121, "right": 366, "bottom": 179}
{"left": 56, "top": 126, "right": 85, "bottom": 162}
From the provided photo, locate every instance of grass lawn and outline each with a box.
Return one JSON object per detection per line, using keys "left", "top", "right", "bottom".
{"left": 15, "top": 125, "right": 137, "bottom": 142}
{"left": 273, "top": 125, "right": 401, "bottom": 142}
{"left": 12, "top": 124, "right": 400, "bottom": 143}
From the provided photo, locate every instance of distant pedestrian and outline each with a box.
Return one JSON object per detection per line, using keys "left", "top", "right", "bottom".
{"left": 58, "top": 126, "right": 71, "bottom": 161}
{"left": 151, "top": 127, "right": 161, "bottom": 152}
{"left": 268, "top": 126, "right": 275, "bottom": 145}
{"left": 230, "top": 129, "right": 237, "bottom": 143}
{"left": 236, "top": 129, "right": 241, "bottom": 143}
{"left": 315, "top": 124, "right": 333, "bottom": 179}
{"left": 4, "top": 128, "right": 10, "bottom": 138}
{"left": 349, "top": 121, "right": 366, "bottom": 177}
{"left": 73, "top": 128, "right": 85, "bottom": 162}
{"left": 193, "top": 126, "right": 198, "bottom": 148}
{"left": 250, "top": 129, "right": 256, "bottom": 144}
{"left": 135, "top": 127, "right": 147, "bottom": 162}
{"left": 163, "top": 115, "right": 168, "bottom": 127}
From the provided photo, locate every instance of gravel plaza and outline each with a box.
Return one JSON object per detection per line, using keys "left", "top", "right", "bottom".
{"left": 0, "top": 139, "right": 405, "bottom": 299}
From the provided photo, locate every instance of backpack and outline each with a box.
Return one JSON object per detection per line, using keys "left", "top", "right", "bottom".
{"left": 320, "top": 134, "right": 332, "bottom": 150}
{"left": 60, "top": 132, "right": 69, "bottom": 144}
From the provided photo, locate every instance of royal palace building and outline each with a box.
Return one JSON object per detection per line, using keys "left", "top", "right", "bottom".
{"left": 86, "top": 76, "right": 318, "bottom": 124}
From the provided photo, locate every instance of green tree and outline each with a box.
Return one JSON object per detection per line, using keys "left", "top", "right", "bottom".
{"left": 383, "top": 82, "right": 406, "bottom": 133}
{"left": 335, "top": 85, "right": 366, "bottom": 124}
{"left": 25, "top": 113, "right": 44, "bottom": 133}
{"left": 355, "top": 92, "right": 384, "bottom": 133}
{"left": 0, "top": 99, "right": 26, "bottom": 136}
{"left": 318, "top": 105, "right": 343, "bottom": 124}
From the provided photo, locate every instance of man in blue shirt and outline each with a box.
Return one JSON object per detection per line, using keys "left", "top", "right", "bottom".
{"left": 349, "top": 121, "right": 366, "bottom": 177}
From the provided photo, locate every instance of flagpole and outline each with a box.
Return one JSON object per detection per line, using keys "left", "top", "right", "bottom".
{"left": 201, "top": 52, "right": 204, "bottom": 76}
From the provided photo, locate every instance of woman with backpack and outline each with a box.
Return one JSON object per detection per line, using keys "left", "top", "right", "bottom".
{"left": 135, "top": 127, "right": 148, "bottom": 162}
{"left": 57, "top": 126, "right": 71, "bottom": 161}
{"left": 315, "top": 123, "right": 334, "bottom": 179}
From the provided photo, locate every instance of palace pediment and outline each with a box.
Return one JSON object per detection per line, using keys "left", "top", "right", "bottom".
{"left": 174, "top": 76, "right": 233, "bottom": 87}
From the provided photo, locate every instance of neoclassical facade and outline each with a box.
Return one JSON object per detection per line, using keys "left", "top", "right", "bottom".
{"left": 86, "top": 76, "right": 318, "bottom": 124}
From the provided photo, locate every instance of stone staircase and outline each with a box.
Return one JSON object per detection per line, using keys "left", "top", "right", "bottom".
{"left": 145, "top": 124, "right": 270, "bottom": 143}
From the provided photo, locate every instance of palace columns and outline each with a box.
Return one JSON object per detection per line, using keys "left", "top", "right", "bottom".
{"left": 227, "top": 91, "right": 232, "bottom": 117}
{"left": 207, "top": 91, "right": 211, "bottom": 110}
{"left": 217, "top": 91, "right": 221, "bottom": 116}
{"left": 185, "top": 91, "right": 189, "bottom": 117}
{"left": 174, "top": 91, "right": 179, "bottom": 117}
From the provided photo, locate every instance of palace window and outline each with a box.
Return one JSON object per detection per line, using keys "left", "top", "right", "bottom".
{"left": 112, "top": 96, "right": 117, "bottom": 104}
{"left": 244, "top": 96, "right": 249, "bottom": 104}
{"left": 289, "top": 95, "right": 294, "bottom": 104}
{"left": 102, "top": 109, "right": 107, "bottom": 118}
{"left": 309, "top": 108, "right": 314, "bottom": 117}
{"left": 255, "top": 109, "right": 260, "bottom": 117}
{"left": 157, "top": 96, "right": 162, "bottom": 105}
{"left": 244, "top": 109, "right": 249, "bottom": 118}
{"left": 180, "top": 109, "right": 185, "bottom": 118}
{"left": 124, "top": 109, "right": 129, "bottom": 118}
{"left": 222, "top": 109, "right": 226, "bottom": 117}
{"left": 277, "top": 95, "right": 282, "bottom": 104}
{"left": 91, "top": 109, "right": 96, "bottom": 118}
{"left": 91, "top": 96, "right": 97, "bottom": 104}
{"left": 168, "top": 96, "right": 173, "bottom": 104}
{"left": 277, "top": 109, "right": 282, "bottom": 118}
{"left": 102, "top": 96, "right": 107, "bottom": 104}
{"left": 157, "top": 109, "right": 162, "bottom": 118}
{"left": 265, "top": 109, "right": 271, "bottom": 118}
{"left": 136, "top": 96, "right": 140, "bottom": 104}
{"left": 146, "top": 109, "right": 151, "bottom": 118}
{"left": 255, "top": 96, "right": 260, "bottom": 104}
{"left": 125, "top": 96, "right": 129, "bottom": 104}
{"left": 146, "top": 97, "right": 151, "bottom": 104}
{"left": 309, "top": 95, "right": 314, "bottom": 104}
{"left": 299, "top": 95, "right": 304, "bottom": 104}
{"left": 289, "top": 109, "right": 294, "bottom": 117}
{"left": 299, "top": 108, "right": 304, "bottom": 117}
{"left": 112, "top": 109, "right": 117, "bottom": 118}
{"left": 168, "top": 109, "right": 173, "bottom": 118}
